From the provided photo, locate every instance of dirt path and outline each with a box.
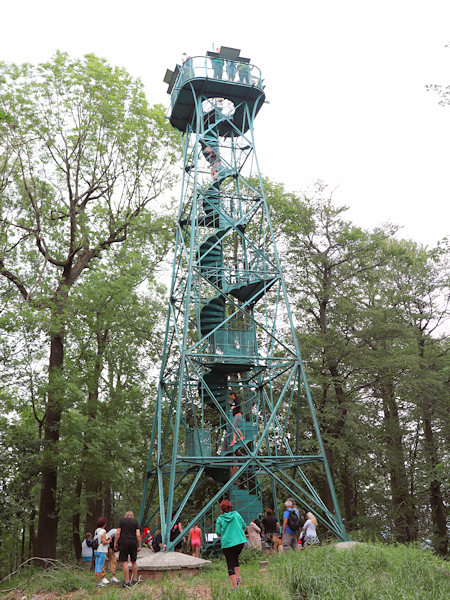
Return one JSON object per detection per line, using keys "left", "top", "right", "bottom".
{"left": 6, "top": 583, "right": 214, "bottom": 600}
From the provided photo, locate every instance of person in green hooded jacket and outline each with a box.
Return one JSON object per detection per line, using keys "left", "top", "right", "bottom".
{"left": 215, "top": 499, "right": 247, "bottom": 588}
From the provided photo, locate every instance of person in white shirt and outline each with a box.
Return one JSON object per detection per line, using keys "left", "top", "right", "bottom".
{"left": 94, "top": 516, "right": 112, "bottom": 587}
{"left": 81, "top": 532, "right": 93, "bottom": 566}
{"left": 301, "top": 512, "right": 319, "bottom": 547}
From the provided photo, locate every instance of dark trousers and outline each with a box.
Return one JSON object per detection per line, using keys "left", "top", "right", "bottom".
{"left": 212, "top": 63, "right": 223, "bottom": 79}
{"left": 222, "top": 543, "right": 244, "bottom": 576}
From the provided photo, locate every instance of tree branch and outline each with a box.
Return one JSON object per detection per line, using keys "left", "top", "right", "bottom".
{"left": 0, "top": 259, "right": 31, "bottom": 301}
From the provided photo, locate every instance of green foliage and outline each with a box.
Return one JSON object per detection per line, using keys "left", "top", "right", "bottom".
{"left": 235, "top": 547, "right": 264, "bottom": 565}
{"left": 37, "top": 569, "right": 82, "bottom": 593}
{"left": 1, "top": 55, "right": 448, "bottom": 563}
{"left": 0, "top": 562, "right": 89, "bottom": 597}
{"left": 0, "top": 51, "right": 180, "bottom": 561}
{"left": 212, "top": 579, "right": 290, "bottom": 599}
{"left": 0, "top": 51, "right": 179, "bottom": 295}
{"left": 4, "top": 545, "right": 446, "bottom": 600}
{"left": 261, "top": 179, "right": 448, "bottom": 551}
{"left": 279, "top": 544, "right": 449, "bottom": 600}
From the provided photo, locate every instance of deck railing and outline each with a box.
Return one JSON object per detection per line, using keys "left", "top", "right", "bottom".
{"left": 170, "top": 56, "right": 263, "bottom": 109}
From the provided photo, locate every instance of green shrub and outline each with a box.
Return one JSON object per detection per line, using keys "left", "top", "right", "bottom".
{"left": 38, "top": 569, "right": 84, "bottom": 593}
{"left": 237, "top": 547, "right": 264, "bottom": 564}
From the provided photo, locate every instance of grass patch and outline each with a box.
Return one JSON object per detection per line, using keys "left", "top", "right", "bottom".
{"left": 0, "top": 562, "right": 95, "bottom": 599}
{"left": 1, "top": 544, "right": 448, "bottom": 599}
{"left": 278, "top": 543, "right": 449, "bottom": 600}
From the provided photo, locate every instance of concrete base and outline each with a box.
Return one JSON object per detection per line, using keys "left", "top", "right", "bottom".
{"left": 133, "top": 548, "right": 211, "bottom": 580}
{"left": 334, "top": 541, "right": 362, "bottom": 551}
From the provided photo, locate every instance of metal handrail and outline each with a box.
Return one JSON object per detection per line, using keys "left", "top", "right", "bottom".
{"left": 171, "top": 56, "right": 263, "bottom": 108}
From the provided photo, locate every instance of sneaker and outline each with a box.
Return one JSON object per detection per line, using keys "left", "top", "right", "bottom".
{"left": 131, "top": 578, "right": 140, "bottom": 585}
{"left": 111, "top": 576, "right": 119, "bottom": 583}
{"left": 101, "top": 578, "right": 109, "bottom": 584}
{"left": 122, "top": 581, "right": 131, "bottom": 588}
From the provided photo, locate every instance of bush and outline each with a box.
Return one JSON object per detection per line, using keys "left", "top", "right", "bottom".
{"left": 237, "top": 547, "right": 264, "bottom": 565}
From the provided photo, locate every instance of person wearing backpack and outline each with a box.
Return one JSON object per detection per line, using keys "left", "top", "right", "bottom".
{"left": 81, "top": 532, "right": 93, "bottom": 567}
{"left": 93, "top": 517, "right": 112, "bottom": 586}
{"left": 282, "top": 499, "right": 300, "bottom": 551}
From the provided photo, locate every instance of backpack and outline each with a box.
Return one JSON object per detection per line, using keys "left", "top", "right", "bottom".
{"left": 91, "top": 530, "right": 100, "bottom": 550}
{"left": 170, "top": 523, "right": 179, "bottom": 541}
{"left": 287, "top": 509, "right": 300, "bottom": 532}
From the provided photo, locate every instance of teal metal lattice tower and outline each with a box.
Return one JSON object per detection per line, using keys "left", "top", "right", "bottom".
{"left": 140, "top": 47, "right": 347, "bottom": 550}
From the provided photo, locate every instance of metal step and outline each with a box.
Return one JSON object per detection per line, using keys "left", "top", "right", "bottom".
{"left": 198, "top": 371, "right": 228, "bottom": 409}
{"left": 200, "top": 296, "right": 225, "bottom": 336}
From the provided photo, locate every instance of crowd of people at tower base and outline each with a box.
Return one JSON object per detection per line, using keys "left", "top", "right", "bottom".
{"left": 80, "top": 499, "right": 318, "bottom": 590}
{"left": 82, "top": 510, "right": 142, "bottom": 588}
{"left": 216, "top": 498, "right": 319, "bottom": 588}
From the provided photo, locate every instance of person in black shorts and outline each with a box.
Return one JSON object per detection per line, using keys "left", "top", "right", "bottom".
{"left": 262, "top": 508, "right": 279, "bottom": 558}
{"left": 114, "top": 511, "right": 141, "bottom": 587}
{"left": 170, "top": 516, "right": 185, "bottom": 552}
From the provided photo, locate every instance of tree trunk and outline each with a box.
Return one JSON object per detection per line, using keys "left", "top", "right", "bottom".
{"left": 320, "top": 447, "right": 335, "bottom": 510}
{"left": 315, "top": 276, "right": 349, "bottom": 513}
{"left": 72, "top": 480, "right": 82, "bottom": 562}
{"left": 381, "top": 381, "right": 418, "bottom": 543}
{"left": 422, "top": 398, "right": 448, "bottom": 556}
{"left": 21, "top": 526, "right": 25, "bottom": 565}
{"left": 341, "top": 458, "right": 355, "bottom": 528}
{"left": 418, "top": 339, "right": 448, "bottom": 556}
{"left": 83, "top": 328, "right": 108, "bottom": 534}
{"left": 28, "top": 509, "right": 37, "bottom": 558}
{"left": 104, "top": 487, "right": 112, "bottom": 527}
{"left": 36, "top": 332, "right": 64, "bottom": 558}
{"left": 85, "top": 482, "right": 103, "bottom": 534}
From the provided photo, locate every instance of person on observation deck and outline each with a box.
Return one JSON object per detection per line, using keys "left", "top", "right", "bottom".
{"left": 211, "top": 47, "right": 223, "bottom": 79}
{"left": 181, "top": 52, "right": 193, "bottom": 79}
{"left": 237, "top": 61, "right": 250, "bottom": 84}
{"left": 226, "top": 60, "right": 236, "bottom": 81}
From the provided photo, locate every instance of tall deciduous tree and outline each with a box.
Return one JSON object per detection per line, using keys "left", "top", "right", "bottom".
{"left": 266, "top": 181, "right": 398, "bottom": 519}
{"left": 0, "top": 52, "right": 179, "bottom": 558}
{"left": 65, "top": 224, "right": 173, "bottom": 547}
{"left": 378, "top": 239, "right": 448, "bottom": 553}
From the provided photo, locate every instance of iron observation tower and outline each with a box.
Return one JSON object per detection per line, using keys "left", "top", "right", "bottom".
{"left": 140, "top": 47, "right": 347, "bottom": 551}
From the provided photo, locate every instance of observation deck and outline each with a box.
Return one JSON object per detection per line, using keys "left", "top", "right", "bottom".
{"left": 164, "top": 49, "right": 266, "bottom": 134}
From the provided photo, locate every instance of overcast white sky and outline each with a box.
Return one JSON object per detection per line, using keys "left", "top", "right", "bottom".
{"left": 2, "top": 0, "right": 449, "bottom": 247}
